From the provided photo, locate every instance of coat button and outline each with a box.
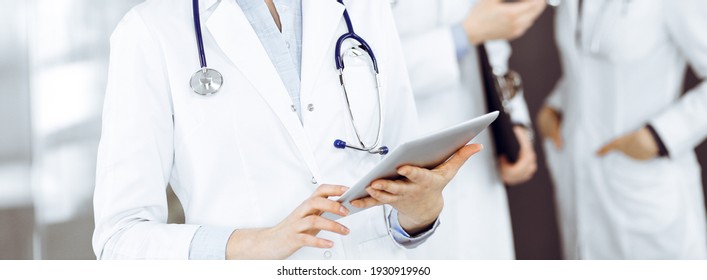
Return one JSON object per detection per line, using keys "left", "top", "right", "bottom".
{"left": 311, "top": 177, "right": 318, "bottom": 185}
{"left": 290, "top": 105, "right": 296, "bottom": 112}
{"left": 323, "top": 250, "right": 332, "bottom": 259}
{"left": 307, "top": 104, "right": 314, "bottom": 112}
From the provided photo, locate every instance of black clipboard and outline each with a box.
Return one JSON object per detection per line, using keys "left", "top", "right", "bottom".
{"left": 477, "top": 45, "right": 521, "bottom": 163}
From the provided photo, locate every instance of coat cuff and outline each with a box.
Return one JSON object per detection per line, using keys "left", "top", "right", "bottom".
{"left": 646, "top": 124, "right": 670, "bottom": 158}
{"left": 650, "top": 108, "right": 693, "bottom": 157}
{"left": 387, "top": 210, "right": 439, "bottom": 249}
{"left": 451, "top": 23, "right": 471, "bottom": 61}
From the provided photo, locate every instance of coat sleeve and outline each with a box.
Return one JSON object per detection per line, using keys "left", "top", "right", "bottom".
{"left": 92, "top": 9, "right": 201, "bottom": 260}
{"left": 649, "top": 0, "right": 707, "bottom": 157}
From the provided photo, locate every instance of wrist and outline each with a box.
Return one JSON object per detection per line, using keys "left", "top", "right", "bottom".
{"left": 462, "top": 19, "right": 484, "bottom": 45}
{"left": 397, "top": 203, "right": 442, "bottom": 236}
{"left": 225, "top": 229, "right": 245, "bottom": 260}
{"left": 226, "top": 228, "right": 274, "bottom": 260}
{"left": 398, "top": 213, "right": 438, "bottom": 237}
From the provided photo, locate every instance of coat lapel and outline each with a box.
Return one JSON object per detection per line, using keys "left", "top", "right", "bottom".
{"left": 205, "top": 0, "right": 322, "bottom": 179}
{"left": 300, "top": 0, "right": 345, "bottom": 100}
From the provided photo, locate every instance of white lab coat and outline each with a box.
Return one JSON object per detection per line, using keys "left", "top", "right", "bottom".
{"left": 392, "top": 0, "right": 531, "bottom": 259}
{"left": 93, "top": 0, "right": 421, "bottom": 260}
{"left": 546, "top": 0, "right": 707, "bottom": 259}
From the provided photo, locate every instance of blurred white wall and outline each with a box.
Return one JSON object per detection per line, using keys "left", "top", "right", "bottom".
{"left": 0, "top": 0, "right": 33, "bottom": 260}
{"left": 0, "top": 1, "right": 31, "bottom": 163}
{"left": 0, "top": 0, "right": 143, "bottom": 260}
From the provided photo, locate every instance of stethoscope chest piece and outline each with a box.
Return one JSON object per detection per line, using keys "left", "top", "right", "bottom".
{"left": 190, "top": 68, "right": 223, "bottom": 96}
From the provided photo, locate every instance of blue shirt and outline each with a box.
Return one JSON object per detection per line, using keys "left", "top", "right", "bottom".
{"left": 235, "top": 0, "right": 304, "bottom": 119}
{"left": 451, "top": 23, "right": 471, "bottom": 60}
{"left": 189, "top": 0, "right": 437, "bottom": 260}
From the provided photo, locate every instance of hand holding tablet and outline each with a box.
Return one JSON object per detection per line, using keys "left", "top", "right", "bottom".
{"left": 322, "top": 111, "right": 498, "bottom": 221}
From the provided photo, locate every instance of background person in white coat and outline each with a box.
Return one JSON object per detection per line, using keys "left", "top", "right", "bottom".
{"left": 93, "top": 0, "right": 482, "bottom": 260}
{"left": 537, "top": 0, "right": 707, "bottom": 259}
{"left": 392, "top": 0, "right": 545, "bottom": 259}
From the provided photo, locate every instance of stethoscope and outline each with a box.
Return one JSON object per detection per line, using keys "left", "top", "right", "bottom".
{"left": 190, "top": 0, "right": 223, "bottom": 96}
{"left": 332, "top": 0, "right": 387, "bottom": 155}
{"left": 190, "top": 0, "right": 388, "bottom": 155}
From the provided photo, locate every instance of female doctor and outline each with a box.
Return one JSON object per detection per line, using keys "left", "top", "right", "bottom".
{"left": 392, "top": 0, "right": 545, "bottom": 259}
{"left": 538, "top": 0, "right": 707, "bottom": 259}
{"left": 92, "top": 0, "right": 480, "bottom": 260}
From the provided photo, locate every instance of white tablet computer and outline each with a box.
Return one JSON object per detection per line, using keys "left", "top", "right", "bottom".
{"left": 322, "top": 111, "right": 499, "bottom": 220}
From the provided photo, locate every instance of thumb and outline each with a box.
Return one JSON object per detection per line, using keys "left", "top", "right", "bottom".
{"left": 551, "top": 129, "right": 563, "bottom": 149}
{"left": 597, "top": 140, "right": 619, "bottom": 157}
{"left": 483, "top": 0, "right": 503, "bottom": 5}
{"left": 437, "top": 144, "right": 484, "bottom": 177}
{"left": 498, "top": 155, "right": 510, "bottom": 167}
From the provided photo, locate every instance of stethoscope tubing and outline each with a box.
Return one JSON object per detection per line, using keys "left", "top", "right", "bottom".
{"left": 332, "top": 0, "right": 386, "bottom": 155}
{"left": 334, "top": 0, "right": 380, "bottom": 74}
{"left": 189, "top": 0, "right": 387, "bottom": 153}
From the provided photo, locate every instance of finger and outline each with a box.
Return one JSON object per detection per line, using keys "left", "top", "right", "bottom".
{"left": 370, "top": 179, "right": 405, "bottom": 195}
{"left": 499, "top": 153, "right": 525, "bottom": 177}
{"left": 520, "top": 145, "right": 537, "bottom": 165}
{"left": 515, "top": 128, "right": 533, "bottom": 149}
{"left": 597, "top": 140, "right": 619, "bottom": 157}
{"left": 435, "top": 144, "right": 483, "bottom": 178}
{"left": 500, "top": 147, "right": 536, "bottom": 182}
{"left": 524, "top": 0, "right": 547, "bottom": 14}
{"left": 367, "top": 187, "right": 399, "bottom": 204}
{"left": 396, "top": 165, "right": 432, "bottom": 186}
{"left": 511, "top": 2, "right": 545, "bottom": 35}
{"left": 506, "top": 162, "right": 536, "bottom": 186}
{"left": 551, "top": 129, "right": 563, "bottom": 149}
{"left": 296, "top": 233, "right": 334, "bottom": 249}
{"left": 514, "top": 152, "right": 534, "bottom": 174}
{"left": 312, "top": 184, "right": 349, "bottom": 198}
{"left": 498, "top": 155, "right": 511, "bottom": 169}
{"left": 503, "top": 0, "right": 540, "bottom": 16}
{"left": 298, "top": 196, "right": 349, "bottom": 217}
{"left": 514, "top": 11, "right": 540, "bottom": 35}
{"left": 518, "top": 152, "right": 538, "bottom": 178}
{"left": 511, "top": 0, "right": 546, "bottom": 10}
{"left": 298, "top": 215, "right": 350, "bottom": 236}
{"left": 350, "top": 196, "right": 384, "bottom": 209}
{"left": 527, "top": 162, "right": 538, "bottom": 177}
{"left": 538, "top": 108, "right": 563, "bottom": 149}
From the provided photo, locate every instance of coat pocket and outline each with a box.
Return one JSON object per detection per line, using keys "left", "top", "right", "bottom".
{"left": 602, "top": 152, "right": 681, "bottom": 230}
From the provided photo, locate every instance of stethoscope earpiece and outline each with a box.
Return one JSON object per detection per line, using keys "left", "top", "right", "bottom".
{"left": 334, "top": 139, "right": 347, "bottom": 149}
